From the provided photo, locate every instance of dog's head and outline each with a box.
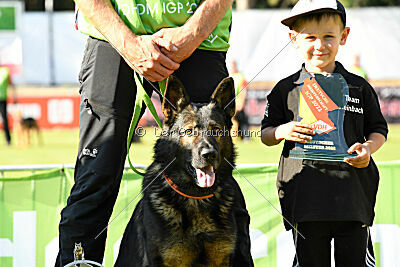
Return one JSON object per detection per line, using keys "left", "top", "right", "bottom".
{"left": 158, "top": 76, "right": 236, "bottom": 190}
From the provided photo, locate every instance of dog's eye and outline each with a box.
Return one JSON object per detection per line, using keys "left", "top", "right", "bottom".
{"left": 212, "top": 127, "right": 223, "bottom": 136}
{"left": 185, "top": 129, "right": 193, "bottom": 136}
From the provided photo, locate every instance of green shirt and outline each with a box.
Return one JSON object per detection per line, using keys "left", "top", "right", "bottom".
{"left": 0, "top": 67, "right": 9, "bottom": 101}
{"left": 76, "top": 0, "right": 231, "bottom": 52}
{"left": 232, "top": 72, "right": 245, "bottom": 95}
{"left": 349, "top": 66, "right": 368, "bottom": 79}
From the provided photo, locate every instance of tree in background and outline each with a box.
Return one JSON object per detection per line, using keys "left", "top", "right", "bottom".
{"left": 24, "top": 0, "right": 74, "bottom": 11}
{"left": 341, "top": 0, "right": 400, "bottom": 6}
{"left": 237, "top": 0, "right": 400, "bottom": 8}
{"left": 23, "top": 0, "right": 400, "bottom": 11}
{"left": 24, "top": 0, "right": 44, "bottom": 11}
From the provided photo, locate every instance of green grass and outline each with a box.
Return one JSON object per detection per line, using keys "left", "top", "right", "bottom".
{"left": 0, "top": 124, "right": 399, "bottom": 168}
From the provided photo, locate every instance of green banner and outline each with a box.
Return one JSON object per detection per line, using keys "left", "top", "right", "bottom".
{"left": 0, "top": 7, "right": 16, "bottom": 31}
{"left": 1, "top": 163, "right": 400, "bottom": 266}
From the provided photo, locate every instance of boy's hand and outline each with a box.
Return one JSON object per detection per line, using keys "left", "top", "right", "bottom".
{"left": 345, "top": 143, "right": 371, "bottom": 168}
{"left": 275, "top": 122, "right": 315, "bottom": 143}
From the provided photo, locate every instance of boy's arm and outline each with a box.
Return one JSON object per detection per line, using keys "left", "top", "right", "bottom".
{"left": 261, "top": 122, "right": 315, "bottom": 146}
{"left": 345, "top": 77, "right": 388, "bottom": 168}
{"left": 260, "top": 78, "right": 316, "bottom": 146}
{"left": 345, "top": 132, "right": 386, "bottom": 168}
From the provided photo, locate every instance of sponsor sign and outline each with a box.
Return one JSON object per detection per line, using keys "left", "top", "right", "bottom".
{"left": 3, "top": 96, "right": 80, "bottom": 129}
{"left": 1, "top": 164, "right": 399, "bottom": 266}
{"left": 0, "top": 1, "right": 23, "bottom": 76}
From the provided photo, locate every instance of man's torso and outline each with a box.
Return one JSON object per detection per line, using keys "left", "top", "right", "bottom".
{"left": 76, "top": 0, "right": 232, "bottom": 52}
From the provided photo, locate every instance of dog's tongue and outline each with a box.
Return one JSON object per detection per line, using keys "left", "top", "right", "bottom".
{"left": 195, "top": 166, "right": 215, "bottom": 187}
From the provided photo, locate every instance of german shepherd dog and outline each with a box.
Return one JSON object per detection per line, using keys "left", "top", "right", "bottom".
{"left": 12, "top": 109, "right": 42, "bottom": 147}
{"left": 115, "top": 76, "right": 253, "bottom": 266}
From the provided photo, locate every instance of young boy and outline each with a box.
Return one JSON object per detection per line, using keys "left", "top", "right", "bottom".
{"left": 261, "top": 0, "right": 388, "bottom": 266}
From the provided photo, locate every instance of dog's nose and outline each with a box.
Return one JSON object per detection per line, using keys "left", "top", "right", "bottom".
{"left": 201, "top": 148, "right": 217, "bottom": 161}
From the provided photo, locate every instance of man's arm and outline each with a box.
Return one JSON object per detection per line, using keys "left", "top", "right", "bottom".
{"left": 74, "top": 0, "right": 180, "bottom": 82}
{"left": 7, "top": 72, "right": 16, "bottom": 103}
{"left": 156, "top": 0, "right": 233, "bottom": 63}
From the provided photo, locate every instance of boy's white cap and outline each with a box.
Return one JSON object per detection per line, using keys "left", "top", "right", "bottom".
{"left": 281, "top": 0, "right": 346, "bottom": 28}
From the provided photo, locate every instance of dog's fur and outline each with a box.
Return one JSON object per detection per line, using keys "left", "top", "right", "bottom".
{"left": 116, "top": 76, "right": 251, "bottom": 266}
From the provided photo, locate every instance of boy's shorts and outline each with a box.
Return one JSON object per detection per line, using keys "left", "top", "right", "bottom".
{"left": 292, "top": 221, "right": 375, "bottom": 267}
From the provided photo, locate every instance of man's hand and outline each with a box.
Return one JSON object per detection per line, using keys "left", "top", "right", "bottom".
{"left": 152, "top": 0, "right": 233, "bottom": 63}
{"left": 345, "top": 143, "right": 371, "bottom": 168}
{"left": 123, "top": 35, "right": 180, "bottom": 82}
{"left": 75, "top": 0, "right": 232, "bottom": 80}
{"left": 75, "top": 0, "right": 180, "bottom": 82}
{"left": 275, "top": 122, "right": 315, "bottom": 143}
{"left": 153, "top": 27, "right": 197, "bottom": 63}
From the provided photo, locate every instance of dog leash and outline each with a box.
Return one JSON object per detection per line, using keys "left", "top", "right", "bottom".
{"left": 163, "top": 172, "right": 214, "bottom": 199}
{"left": 76, "top": 7, "right": 169, "bottom": 176}
{"left": 126, "top": 73, "right": 165, "bottom": 175}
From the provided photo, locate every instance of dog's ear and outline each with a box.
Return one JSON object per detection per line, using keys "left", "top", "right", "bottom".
{"left": 162, "top": 76, "right": 190, "bottom": 125}
{"left": 211, "top": 77, "right": 235, "bottom": 118}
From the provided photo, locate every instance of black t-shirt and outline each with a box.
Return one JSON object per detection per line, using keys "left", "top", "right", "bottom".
{"left": 261, "top": 62, "right": 388, "bottom": 230}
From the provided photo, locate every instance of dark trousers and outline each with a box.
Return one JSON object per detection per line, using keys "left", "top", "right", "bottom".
{"left": 55, "top": 37, "right": 252, "bottom": 266}
{"left": 292, "top": 221, "right": 375, "bottom": 267}
{"left": 0, "top": 100, "right": 11, "bottom": 145}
